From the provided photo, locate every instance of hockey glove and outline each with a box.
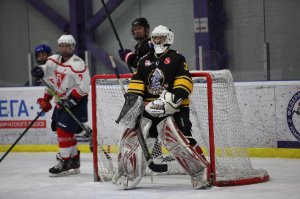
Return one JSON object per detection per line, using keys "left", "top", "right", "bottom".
{"left": 60, "top": 95, "right": 79, "bottom": 109}
{"left": 145, "top": 90, "right": 182, "bottom": 118}
{"left": 37, "top": 94, "right": 52, "bottom": 112}
{"left": 116, "top": 93, "right": 144, "bottom": 129}
{"left": 118, "top": 49, "right": 134, "bottom": 64}
{"left": 31, "top": 66, "right": 44, "bottom": 79}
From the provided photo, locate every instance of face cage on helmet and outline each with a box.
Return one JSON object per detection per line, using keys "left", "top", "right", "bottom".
{"left": 151, "top": 34, "right": 168, "bottom": 46}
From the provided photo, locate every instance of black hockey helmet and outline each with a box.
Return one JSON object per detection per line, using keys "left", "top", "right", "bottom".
{"left": 131, "top": 18, "right": 150, "bottom": 40}
{"left": 131, "top": 18, "right": 150, "bottom": 30}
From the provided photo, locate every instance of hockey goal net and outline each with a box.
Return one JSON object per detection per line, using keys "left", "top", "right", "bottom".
{"left": 91, "top": 70, "right": 269, "bottom": 186}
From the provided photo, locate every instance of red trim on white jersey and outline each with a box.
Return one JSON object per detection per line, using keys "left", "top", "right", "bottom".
{"left": 71, "top": 87, "right": 88, "bottom": 100}
{"left": 47, "top": 58, "right": 87, "bottom": 73}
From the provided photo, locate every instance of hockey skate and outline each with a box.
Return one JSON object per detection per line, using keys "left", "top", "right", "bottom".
{"left": 49, "top": 153, "right": 80, "bottom": 177}
{"left": 70, "top": 152, "right": 80, "bottom": 169}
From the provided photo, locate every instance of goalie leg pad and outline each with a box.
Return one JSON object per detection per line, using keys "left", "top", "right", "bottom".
{"left": 157, "top": 116, "right": 211, "bottom": 189}
{"left": 112, "top": 124, "right": 154, "bottom": 189}
{"left": 139, "top": 116, "right": 156, "bottom": 151}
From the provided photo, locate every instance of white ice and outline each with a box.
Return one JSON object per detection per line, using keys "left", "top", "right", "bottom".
{"left": 0, "top": 152, "right": 300, "bottom": 199}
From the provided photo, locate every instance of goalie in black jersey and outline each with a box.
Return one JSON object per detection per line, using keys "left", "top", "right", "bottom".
{"left": 113, "top": 25, "right": 211, "bottom": 190}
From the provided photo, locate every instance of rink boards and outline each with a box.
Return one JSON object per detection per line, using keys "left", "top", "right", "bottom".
{"left": 0, "top": 80, "right": 300, "bottom": 158}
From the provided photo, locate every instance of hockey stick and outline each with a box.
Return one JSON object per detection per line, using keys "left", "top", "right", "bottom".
{"left": 0, "top": 111, "right": 44, "bottom": 163}
{"left": 40, "top": 79, "right": 112, "bottom": 162}
{"left": 109, "top": 54, "right": 168, "bottom": 173}
{"left": 40, "top": 79, "right": 91, "bottom": 136}
{"left": 101, "top": 0, "right": 133, "bottom": 73}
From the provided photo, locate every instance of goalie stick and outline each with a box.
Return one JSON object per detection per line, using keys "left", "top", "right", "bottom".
{"left": 0, "top": 111, "right": 44, "bottom": 163}
{"left": 109, "top": 54, "right": 168, "bottom": 173}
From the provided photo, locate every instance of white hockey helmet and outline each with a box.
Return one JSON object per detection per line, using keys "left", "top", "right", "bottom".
{"left": 57, "top": 34, "right": 76, "bottom": 49}
{"left": 151, "top": 25, "right": 174, "bottom": 54}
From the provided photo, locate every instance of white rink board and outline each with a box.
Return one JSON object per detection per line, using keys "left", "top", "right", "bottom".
{"left": 0, "top": 80, "right": 300, "bottom": 148}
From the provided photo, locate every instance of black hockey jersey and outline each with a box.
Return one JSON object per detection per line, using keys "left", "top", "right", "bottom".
{"left": 128, "top": 38, "right": 153, "bottom": 68}
{"left": 128, "top": 49, "right": 193, "bottom": 107}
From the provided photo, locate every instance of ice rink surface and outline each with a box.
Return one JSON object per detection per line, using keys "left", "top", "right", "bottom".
{"left": 0, "top": 152, "right": 300, "bottom": 199}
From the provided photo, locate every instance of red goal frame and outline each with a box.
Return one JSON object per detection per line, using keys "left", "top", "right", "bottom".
{"left": 91, "top": 72, "right": 270, "bottom": 186}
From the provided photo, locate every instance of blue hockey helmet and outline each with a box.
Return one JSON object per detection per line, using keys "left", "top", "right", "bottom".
{"left": 35, "top": 44, "right": 52, "bottom": 56}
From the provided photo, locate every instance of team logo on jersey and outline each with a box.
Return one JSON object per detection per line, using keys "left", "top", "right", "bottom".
{"left": 147, "top": 68, "right": 168, "bottom": 95}
{"left": 286, "top": 90, "right": 300, "bottom": 141}
{"left": 164, "top": 57, "right": 171, "bottom": 64}
{"left": 55, "top": 70, "right": 66, "bottom": 89}
{"left": 145, "top": 60, "right": 152, "bottom": 67}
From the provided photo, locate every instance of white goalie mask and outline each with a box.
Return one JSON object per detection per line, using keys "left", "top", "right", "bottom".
{"left": 57, "top": 34, "right": 76, "bottom": 49}
{"left": 151, "top": 25, "right": 174, "bottom": 54}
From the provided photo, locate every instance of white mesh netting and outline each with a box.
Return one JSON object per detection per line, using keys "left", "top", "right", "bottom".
{"left": 92, "top": 70, "right": 269, "bottom": 186}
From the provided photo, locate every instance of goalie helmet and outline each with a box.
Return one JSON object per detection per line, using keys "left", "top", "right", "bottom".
{"left": 151, "top": 25, "right": 174, "bottom": 54}
{"left": 57, "top": 34, "right": 76, "bottom": 49}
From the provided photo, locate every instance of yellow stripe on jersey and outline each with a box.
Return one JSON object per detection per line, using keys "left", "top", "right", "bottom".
{"left": 128, "top": 80, "right": 145, "bottom": 95}
{"left": 145, "top": 98, "right": 157, "bottom": 102}
{"left": 174, "top": 76, "right": 193, "bottom": 94}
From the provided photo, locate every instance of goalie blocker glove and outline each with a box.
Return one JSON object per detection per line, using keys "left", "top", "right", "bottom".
{"left": 145, "top": 90, "right": 182, "bottom": 118}
{"left": 31, "top": 66, "right": 44, "bottom": 79}
{"left": 116, "top": 93, "right": 144, "bottom": 129}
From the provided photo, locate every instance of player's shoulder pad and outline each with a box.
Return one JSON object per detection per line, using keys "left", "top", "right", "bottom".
{"left": 48, "top": 54, "right": 59, "bottom": 60}
{"left": 175, "top": 50, "right": 183, "bottom": 55}
{"left": 45, "top": 54, "right": 60, "bottom": 65}
{"left": 168, "top": 49, "right": 185, "bottom": 59}
{"left": 70, "top": 55, "right": 86, "bottom": 72}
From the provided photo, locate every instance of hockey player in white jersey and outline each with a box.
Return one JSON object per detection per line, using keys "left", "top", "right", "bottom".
{"left": 31, "top": 34, "right": 91, "bottom": 176}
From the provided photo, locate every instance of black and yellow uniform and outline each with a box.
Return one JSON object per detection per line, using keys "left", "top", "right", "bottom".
{"left": 128, "top": 49, "right": 194, "bottom": 140}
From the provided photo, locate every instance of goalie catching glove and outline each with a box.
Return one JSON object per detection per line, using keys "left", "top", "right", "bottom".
{"left": 145, "top": 90, "right": 182, "bottom": 118}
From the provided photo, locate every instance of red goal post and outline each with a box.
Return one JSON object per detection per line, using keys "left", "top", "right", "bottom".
{"left": 91, "top": 70, "right": 269, "bottom": 186}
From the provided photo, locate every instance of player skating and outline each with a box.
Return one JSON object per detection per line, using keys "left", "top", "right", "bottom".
{"left": 31, "top": 34, "right": 91, "bottom": 176}
{"left": 113, "top": 25, "right": 211, "bottom": 189}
